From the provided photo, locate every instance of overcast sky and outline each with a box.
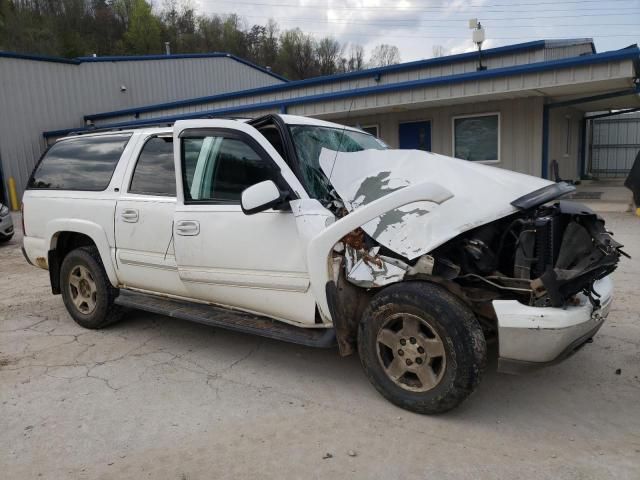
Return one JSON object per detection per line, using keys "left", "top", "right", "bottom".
{"left": 194, "top": 0, "right": 640, "bottom": 62}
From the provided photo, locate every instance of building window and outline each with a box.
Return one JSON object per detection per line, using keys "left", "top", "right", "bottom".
{"left": 453, "top": 113, "right": 500, "bottom": 162}
{"left": 360, "top": 124, "right": 379, "bottom": 137}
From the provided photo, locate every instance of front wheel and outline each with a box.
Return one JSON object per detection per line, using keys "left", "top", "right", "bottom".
{"left": 358, "top": 281, "right": 486, "bottom": 414}
{"left": 60, "top": 246, "right": 124, "bottom": 329}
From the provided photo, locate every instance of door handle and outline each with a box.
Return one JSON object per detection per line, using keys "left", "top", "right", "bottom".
{"left": 175, "top": 220, "right": 200, "bottom": 236}
{"left": 121, "top": 208, "right": 139, "bottom": 223}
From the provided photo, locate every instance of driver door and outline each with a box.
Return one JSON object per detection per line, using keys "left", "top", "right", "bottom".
{"left": 172, "top": 120, "right": 317, "bottom": 325}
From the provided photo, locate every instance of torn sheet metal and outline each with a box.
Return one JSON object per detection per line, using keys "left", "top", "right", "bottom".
{"left": 344, "top": 245, "right": 408, "bottom": 288}
{"left": 319, "top": 148, "right": 553, "bottom": 260}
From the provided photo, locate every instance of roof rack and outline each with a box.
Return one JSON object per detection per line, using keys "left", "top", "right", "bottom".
{"left": 66, "top": 116, "right": 251, "bottom": 136}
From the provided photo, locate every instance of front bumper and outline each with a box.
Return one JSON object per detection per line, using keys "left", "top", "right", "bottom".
{"left": 494, "top": 276, "right": 613, "bottom": 374}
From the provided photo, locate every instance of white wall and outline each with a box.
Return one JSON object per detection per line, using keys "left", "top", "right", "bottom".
{"left": 331, "top": 96, "right": 545, "bottom": 177}
{"left": 548, "top": 106, "right": 584, "bottom": 181}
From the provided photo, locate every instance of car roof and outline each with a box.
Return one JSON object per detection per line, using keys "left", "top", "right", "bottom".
{"left": 57, "top": 114, "right": 367, "bottom": 142}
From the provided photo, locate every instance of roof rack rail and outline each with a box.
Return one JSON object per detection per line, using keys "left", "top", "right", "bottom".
{"left": 67, "top": 116, "right": 250, "bottom": 136}
{"left": 68, "top": 122, "right": 176, "bottom": 136}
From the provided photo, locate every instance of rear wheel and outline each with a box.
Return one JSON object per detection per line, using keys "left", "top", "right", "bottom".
{"left": 60, "top": 246, "right": 123, "bottom": 329}
{"left": 358, "top": 281, "right": 486, "bottom": 414}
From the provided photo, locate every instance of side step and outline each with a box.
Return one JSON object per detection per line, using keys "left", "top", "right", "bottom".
{"left": 115, "top": 290, "right": 336, "bottom": 348}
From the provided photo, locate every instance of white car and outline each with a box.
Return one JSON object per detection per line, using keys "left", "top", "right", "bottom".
{"left": 21, "top": 114, "right": 624, "bottom": 414}
{"left": 0, "top": 202, "right": 14, "bottom": 243}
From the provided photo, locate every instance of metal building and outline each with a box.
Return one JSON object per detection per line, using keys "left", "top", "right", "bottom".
{"left": 3, "top": 39, "right": 640, "bottom": 206}
{"left": 0, "top": 52, "right": 286, "bottom": 203}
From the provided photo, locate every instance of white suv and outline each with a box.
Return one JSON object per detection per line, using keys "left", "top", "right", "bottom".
{"left": 22, "top": 114, "right": 623, "bottom": 414}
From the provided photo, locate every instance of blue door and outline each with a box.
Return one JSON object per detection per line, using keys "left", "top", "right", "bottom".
{"left": 398, "top": 121, "right": 431, "bottom": 151}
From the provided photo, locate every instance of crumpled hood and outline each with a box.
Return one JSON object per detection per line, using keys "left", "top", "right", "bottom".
{"left": 319, "top": 148, "right": 553, "bottom": 260}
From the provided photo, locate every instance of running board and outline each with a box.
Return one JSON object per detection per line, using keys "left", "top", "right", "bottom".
{"left": 115, "top": 290, "right": 336, "bottom": 348}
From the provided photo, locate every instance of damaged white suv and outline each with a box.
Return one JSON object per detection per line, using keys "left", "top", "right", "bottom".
{"left": 22, "top": 114, "right": 624, "bottom": 414}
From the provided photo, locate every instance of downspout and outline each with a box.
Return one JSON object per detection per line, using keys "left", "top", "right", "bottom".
{"left": 541, "top": 105, "right": 549, "bottom": 179}
{"left": 579, "top": 117, "right": 587, "bottom": 180}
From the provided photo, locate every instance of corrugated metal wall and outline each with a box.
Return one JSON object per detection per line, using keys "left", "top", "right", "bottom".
{"left": 0, "top": 56, "right": 283, "bottom": 200}
{"left": 590, "top": 112, "right": 640, "bottom": 177}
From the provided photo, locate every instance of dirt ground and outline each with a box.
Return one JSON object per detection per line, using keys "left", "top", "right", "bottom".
{"left": 1, "top": 212, "right": 639, "bottom": 479}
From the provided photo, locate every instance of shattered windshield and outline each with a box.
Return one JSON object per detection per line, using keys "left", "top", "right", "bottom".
{"left": 289, "top": 125, "right": 387, "bottom": 200}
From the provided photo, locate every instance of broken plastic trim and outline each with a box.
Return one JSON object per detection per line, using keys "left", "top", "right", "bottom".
{"left": 511, "top": 182, "right": 575, "bottom": 210}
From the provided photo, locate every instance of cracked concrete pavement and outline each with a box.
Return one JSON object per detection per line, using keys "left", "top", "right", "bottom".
{"left": 1, "top": 212, "right": 639, "bottom": 479}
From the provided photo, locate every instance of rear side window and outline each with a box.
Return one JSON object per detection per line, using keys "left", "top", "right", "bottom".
{"left": 129, "top": 137, "right": 175, "bottom": 196}
{"left": 28, "top": 134, "right": 131, "bottom": 191}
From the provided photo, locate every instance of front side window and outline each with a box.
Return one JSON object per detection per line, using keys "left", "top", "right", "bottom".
{"left": 181, "top": 134, "right": 277, "bottom": 203}
{"left": 28, "top": 134, "right": 131, "bottom": 191}
{"left": 453, "top": 114, "right": 500, "bottom": 162}
{"left": 289, "top": 125, "right": 387, "bottom": 200}
{"left": 129, "top": 137, "right": 175, "bottom": 196}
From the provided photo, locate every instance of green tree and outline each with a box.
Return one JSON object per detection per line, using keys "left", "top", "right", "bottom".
{"left": 122, "top": 0, "right": 161, "bottom": 54}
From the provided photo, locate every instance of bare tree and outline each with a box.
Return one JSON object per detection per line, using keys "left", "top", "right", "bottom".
{"left": 369, "top": 43, "right": 401, "bottom": 67}
{"left": 432, "top": 44, "right": 447, "bottom": 58}
{"left": 316, "top": 36, "right": 340, "bottom": 75}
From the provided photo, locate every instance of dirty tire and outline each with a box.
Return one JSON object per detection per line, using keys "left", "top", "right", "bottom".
{"left": 358, "top": 281, "right": 486, "bottom": 414}
{"left": 60, "top": 246, "right": 124, "bottom": 329}
{"left": 0, "top": 234, "right": 12, "bottom": 243}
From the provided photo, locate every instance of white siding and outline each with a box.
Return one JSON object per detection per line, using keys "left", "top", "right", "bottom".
{"left": 548, "top": 106, "right": 584, "bottom": 181}
{"left": 336, "top": 97, "right": 544, "bottom": 177}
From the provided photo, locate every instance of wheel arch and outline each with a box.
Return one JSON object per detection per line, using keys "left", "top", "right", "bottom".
{"left": 46, "top": 220, "right": 118, "bottom": 293}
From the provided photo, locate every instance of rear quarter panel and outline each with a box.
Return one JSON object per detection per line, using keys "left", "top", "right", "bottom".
{"left": 21, "top": 133, "right": 142, "bottom": 285}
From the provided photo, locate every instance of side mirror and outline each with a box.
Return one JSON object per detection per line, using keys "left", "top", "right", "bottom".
{"left": 241, "top": 180, "right": 288, "bottom": 215}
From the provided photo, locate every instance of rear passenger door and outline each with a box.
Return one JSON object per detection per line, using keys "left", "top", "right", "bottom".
{"left": 115, "top": 134, "right": 190, "bottom": 297}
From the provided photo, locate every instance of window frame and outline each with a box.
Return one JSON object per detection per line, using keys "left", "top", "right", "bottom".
{"left": 451, "top": 112, "right": 501, "bottom": 164}
{"left": 178, "top": 127, "right": 292, "bottom": 205}
{"left": 358, "top": 124, "right": 379, "bottom": 138}
{"left": 127, "top": 134, "right": 176, "bottom": 197}
{"left": 26, "top": 133, "right": 132, "bottom": 192}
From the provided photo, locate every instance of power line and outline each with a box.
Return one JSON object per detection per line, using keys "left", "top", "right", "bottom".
{"left": 298, "top": 31, "right": 640, "bottom": 39}
{"left": 234, "top": 14, "right": 640, "bottom": 28}
{"left": 206, "top": 0, "right": 640, "bottom": 12}
{"left": 217, "top": 12, "right": 640, "bottom": 23}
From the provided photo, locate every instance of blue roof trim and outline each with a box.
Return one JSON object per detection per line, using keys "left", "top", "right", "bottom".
{"left": 76, "top": 52, "right": 288, "bottom": 82}
{"left": 0, "top": 50, "right": 287, "bottom": 82}
{"left": 75, "top": 52, "right": 229, "bottom": 62}
{"left": 86, "top": 40, "right": 553, "bottom": 121}
{"left": 46, "top": 46, "right": 638, "bottom": 139}
{"left": 0, "top": 51, "right": 80, "bottom": 65}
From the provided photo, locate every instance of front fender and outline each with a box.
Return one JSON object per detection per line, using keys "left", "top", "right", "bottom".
{"left": 306, "top": 182, "right": 454, "bottom": 320}
{"left": 46, "top": 219, "right": 119, "bottom": 287}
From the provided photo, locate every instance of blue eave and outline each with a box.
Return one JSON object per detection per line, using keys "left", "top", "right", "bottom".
{"left": 0, "top": 50, "right": 287, "bottom": 82}
{"left": 85, "top": 40, "right": 553, "bottom": 121}
{"left": 0, "top": 51, "right": 80, "bottom": 65}
{"left": 45, "top": 45, "right": 639, "bottom": 139}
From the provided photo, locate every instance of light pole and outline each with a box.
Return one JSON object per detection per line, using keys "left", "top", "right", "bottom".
{"left": 469, "top": 19, "right": 487, "bottom": 71}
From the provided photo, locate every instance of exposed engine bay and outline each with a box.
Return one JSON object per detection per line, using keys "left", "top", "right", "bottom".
{"left": 306, "top": 147, "right": 628, "bottom": 354}
{"left": 334, "top": 199, "right": 625, "bottom": 321}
